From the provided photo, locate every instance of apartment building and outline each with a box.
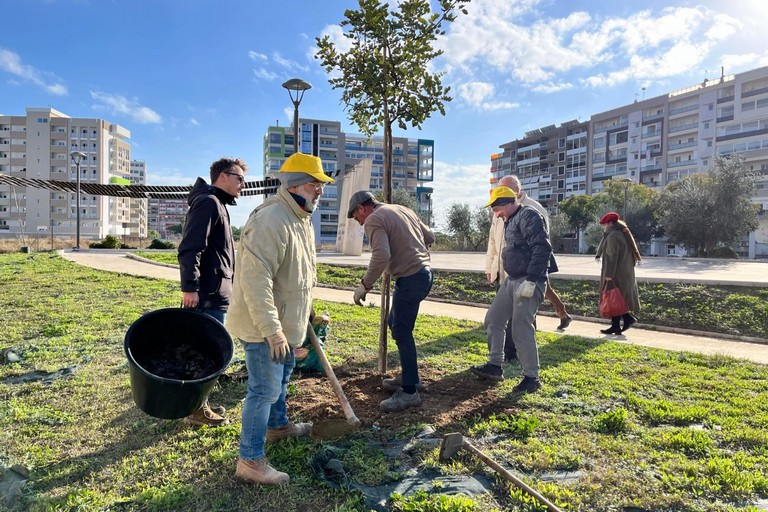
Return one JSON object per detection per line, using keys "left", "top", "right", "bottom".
{"left": 264, "top": 118, "right": 435, "bottom": 246}
{"left": 128, "top": 160, "right": 148, "bottom": 239}
{"left": 147, "top": 197, "right": 187, "bottom": 240}
{"left": 492, "top": 65, "right": 768, "bottom": 258}
{"left": 0, "top": 107, "right": 131, "bottom": 241}
{"left": 492, "top": 120, "right": 589, "bottom": 217}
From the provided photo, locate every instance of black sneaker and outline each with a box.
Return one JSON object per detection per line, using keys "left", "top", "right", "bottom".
{"left": 503, "top": 342, "right": 517, "bottom": 362}
{"left": 512, "top": 376, "right": 542, "bottom": 393}
{"left": 470, "top": 363, "right": 504, "bottom": 382}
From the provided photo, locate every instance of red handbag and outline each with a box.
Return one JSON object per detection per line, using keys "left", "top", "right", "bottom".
{"left": 599, "top": 281, "right": 629, "bottom": 318}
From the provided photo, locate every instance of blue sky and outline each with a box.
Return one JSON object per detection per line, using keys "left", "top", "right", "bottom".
{"left": 3, "top": 0, "right": 768, "bottom": 229}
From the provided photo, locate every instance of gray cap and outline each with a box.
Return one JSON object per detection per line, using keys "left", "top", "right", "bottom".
{"left": 347, "top": 190, "right": 376, "bottom": 218}
{"left": 279, "top": 171, "right": 315, "bottom": 189}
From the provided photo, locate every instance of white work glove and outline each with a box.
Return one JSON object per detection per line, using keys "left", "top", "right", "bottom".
{"left": 265, "top": 331, "right": 290, "bottom": 364}
{"left": 353, "top": 282, "right": 369, "bottom": 306}
{"left": 517, "top": 280, "right": 537, "bottom": 299}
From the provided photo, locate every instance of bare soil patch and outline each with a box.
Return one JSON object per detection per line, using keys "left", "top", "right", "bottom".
{"left": 287, "top": 365, "right": 524, "bottom": 432}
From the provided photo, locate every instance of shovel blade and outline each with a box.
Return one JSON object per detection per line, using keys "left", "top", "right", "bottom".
{"left": 439, "top": 432, "right": 465, "bottom": 461}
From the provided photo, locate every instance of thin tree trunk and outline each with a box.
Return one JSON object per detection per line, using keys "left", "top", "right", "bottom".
{"left": 378, "top": 46, "right": 393, "bottom": 374}
{"left": 377, "top": 275, "right": 390, "bottom": 374}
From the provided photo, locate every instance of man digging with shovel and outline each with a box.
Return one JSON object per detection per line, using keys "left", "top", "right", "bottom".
{"left": 226, "top": 153, "right": 333, "bottom": 486}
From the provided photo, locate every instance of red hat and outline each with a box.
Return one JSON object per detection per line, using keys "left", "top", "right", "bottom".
{"left": 599, "top": 212, "right": 620, "bottom": 225}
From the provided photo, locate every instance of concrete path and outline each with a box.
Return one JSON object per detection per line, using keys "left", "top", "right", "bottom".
{"left": 59, "top": 249, "right": 768, "bottom": 365}
{"left": 318, "top": 251, "right": 768, "bottom": 287}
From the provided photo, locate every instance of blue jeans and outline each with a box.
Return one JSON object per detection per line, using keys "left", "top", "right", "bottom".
{"left": 387, "top": 267, "right": 433, "bottom": 390}
{"left": 239, "top": 341, "right": 295, "bottom": 461}
{"left": 199, "top": 307, "right": 225, "bottom": 325}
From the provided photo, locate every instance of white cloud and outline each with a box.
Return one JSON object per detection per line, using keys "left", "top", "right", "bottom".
{"left": 532, "top": 81, "right": 574, "bottom": 94}
{"left": 248, "top": 51, "right": 268, "bottom": 62}
{"left": 90, "top": 91, "right": 162, "bottom": 124}
{"left": 250, "top": 50, "right": 309, "bottom": 82}
{"left": 254, "top": 68, "right": 279, "bottom": 81}
{"left": 458, "top": 81, "right": 494, "bottom": 105}
{"left": 720, "top": 52, "right": 768, "bottom": 71}
{"left": 0, "top": 47, "right": 67, "bottom": 95}
{"left": 190, "top": 118, "right": 200, "bottom": 127}
{"left": 457, "top": 81, "right": 519, "bottom": 111}
{"left": 439, "top": 1, "right": 744, "bottom": 96}
{"left": 272, "top": 51, "right": 309, "bottom": 72}
{"left": 316, "top": 24, "right": 354, "bottom": 54}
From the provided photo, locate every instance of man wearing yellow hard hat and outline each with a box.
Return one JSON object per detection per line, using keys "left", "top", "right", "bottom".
{"left": 226, "top": 153, "right": 333, "bottom": 486}
{"left": 471, "top": 185, "right": 552, "bottom": 394}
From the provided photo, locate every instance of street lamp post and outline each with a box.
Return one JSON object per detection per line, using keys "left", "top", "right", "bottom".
{"left": 619, "top": 178, "right": 632, "bottom": 218}
{"left": 282, "top": 78, "right": 312, "bottom": 154}
{"left": 70, "top": 151, "right": 86, "bottom": 250}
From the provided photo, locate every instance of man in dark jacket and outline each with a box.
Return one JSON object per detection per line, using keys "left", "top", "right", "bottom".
{"left": 471, "top": 186, "right": 552, "bottom": 393}
{"left": 178, "top": 157, "right": 247, "bottom": 425}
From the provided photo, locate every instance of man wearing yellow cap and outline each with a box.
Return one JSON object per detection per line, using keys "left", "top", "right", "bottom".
{"left": 226, "top": 153, "right": 333, "bottom": 486}
{"left": 471, "top": 186, "right": 552, "bottom": 393}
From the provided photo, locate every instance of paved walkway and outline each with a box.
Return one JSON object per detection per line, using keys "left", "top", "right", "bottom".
{"left": 59, "top": 249, "right": 768, "bottom": 365}
{"left": 318, "top": 251, "right": 768, "bottom": 286}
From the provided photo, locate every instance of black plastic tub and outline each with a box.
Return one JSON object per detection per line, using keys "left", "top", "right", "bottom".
{"left": 124, "top": 308, "right": 233, "bottom": 419}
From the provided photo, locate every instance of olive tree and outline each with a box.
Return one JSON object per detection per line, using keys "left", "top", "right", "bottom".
{"left": 445, "top": 202, "right": 491, "bottom": 251}
{"left": 658, "top": 155, "right": 758, "bottom": 256}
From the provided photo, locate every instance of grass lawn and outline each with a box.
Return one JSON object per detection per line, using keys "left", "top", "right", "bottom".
{"left": 1, "top": 252, "right": 767, "bottom": 511}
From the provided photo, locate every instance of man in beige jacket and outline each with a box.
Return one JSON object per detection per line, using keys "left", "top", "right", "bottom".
{"left": 485, "top": 175, "right": 572, "bottom": 361}
{"left": 226, "top": 153, "right": 333, "bottom": 486}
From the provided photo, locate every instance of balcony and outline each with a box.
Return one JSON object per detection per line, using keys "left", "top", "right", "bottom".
{"left": 667, "top": 160, "right": 696, "bottom": 168}
{"left": 594, "top": 122, "right": 628, "bottom": 134}
{"left": 668, "top": 122, "right": 698, "bottom": 134}
{"left": 669, "top": 104, "right": 699, "bottom": 116}
{"left": 668, "top": 141, "right": 697, "bottom": 151}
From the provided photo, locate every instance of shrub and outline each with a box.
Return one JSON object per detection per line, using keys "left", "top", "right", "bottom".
{"left": 707, "top": 246, "right": 739, "bottom": 259}
{"left": 148, "top": 239, "right": 175, "bottom": 249}
{"left": 89, "top": 235, "right": 121, "bottom": 249}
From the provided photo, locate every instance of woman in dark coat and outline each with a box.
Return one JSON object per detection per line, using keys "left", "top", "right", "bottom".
{"left": 595, "top": 212, "right": 641, "bottom": 335}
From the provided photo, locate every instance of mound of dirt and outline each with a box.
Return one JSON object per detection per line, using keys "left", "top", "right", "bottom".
{"left": 290, "top": 365, "right": 527, "bottom": 431}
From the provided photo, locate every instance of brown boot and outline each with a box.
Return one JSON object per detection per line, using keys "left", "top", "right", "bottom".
{"left": 183, "top": 402, "right": 229, "bottom": 427}
{"left": 235, "top": 458, "right": 289, "bottom": 486}
{"left": 265, "top": 422, "right": 312, "bottom": 443}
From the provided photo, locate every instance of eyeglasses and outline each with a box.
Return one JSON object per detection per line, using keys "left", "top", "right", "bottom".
{"left": 223, "top": 172, "right": 245, "bottom": 184}
{"left": 306, "top": 181, "right": 327, "bottom": 191}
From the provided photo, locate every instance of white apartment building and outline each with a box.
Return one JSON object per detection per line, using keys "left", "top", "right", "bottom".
{"left": 494, "top": 65, "right": 768, "bottom": 258}
{"left": 128, "top": 160, "right": 148, "bottom": 239}
{"left": 0, "top": 107, "right": 131, "bottom": 242}
{"left": 264, "top": 118, "right": 435, "bottom": 246}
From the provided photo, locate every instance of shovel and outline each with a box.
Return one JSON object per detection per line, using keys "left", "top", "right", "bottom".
{"left": 306, "top": 323, "right": 361, "bottom": 439}
{"left": 439, "top": 432, "right": 563, "bottom": 512}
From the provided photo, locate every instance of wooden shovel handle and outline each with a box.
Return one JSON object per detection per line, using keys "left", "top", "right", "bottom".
{"left": 306, "top": 324, "right": 361, "bottom": 427}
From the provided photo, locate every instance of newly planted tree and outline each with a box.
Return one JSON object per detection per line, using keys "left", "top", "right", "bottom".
{"left": 315, "top": 0, "right": 470, "bottom": 370}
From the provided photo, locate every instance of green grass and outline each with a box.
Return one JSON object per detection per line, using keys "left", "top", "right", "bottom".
{"left": 133, "top": 252, "right": 768, "bottom": 339}
{"left": 2, "top": 253, "right": 768, "bottom": 511}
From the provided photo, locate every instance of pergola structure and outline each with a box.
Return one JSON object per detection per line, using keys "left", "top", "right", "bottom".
{"left": 0, "top": 174, "right": 281, "bottom": 199}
